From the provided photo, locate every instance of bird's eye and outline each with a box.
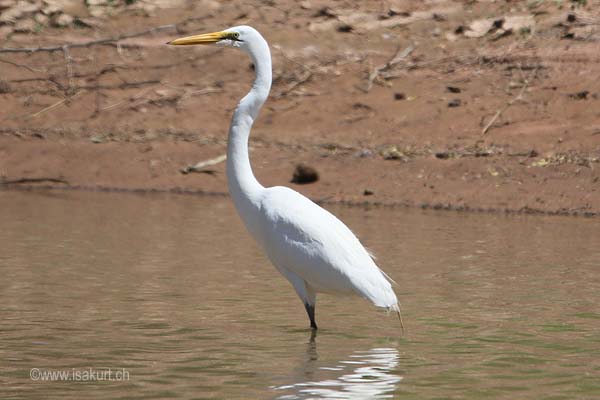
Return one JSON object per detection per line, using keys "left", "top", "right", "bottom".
{"left": 220, "top": 32, "right": 240, "bottom": 42}
{"left": 226, "top": 32, "right": 241, "bottom": 41}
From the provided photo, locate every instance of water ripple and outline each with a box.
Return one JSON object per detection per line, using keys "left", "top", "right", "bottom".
{"left": 273, "top": 347, "right": 402, "bottom": 399}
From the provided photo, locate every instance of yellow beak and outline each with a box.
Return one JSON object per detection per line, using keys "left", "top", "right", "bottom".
{"left": 167, "top": 31, "right": 227, "bottom": 46}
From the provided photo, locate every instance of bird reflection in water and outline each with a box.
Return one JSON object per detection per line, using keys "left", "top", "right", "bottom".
{"left": 273, "top": 332, "right": 402, "bottom": 399}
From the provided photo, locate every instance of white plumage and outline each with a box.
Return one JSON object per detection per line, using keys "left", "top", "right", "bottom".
{"left": 169, "top": 26, "right": 401, "bottom": 329}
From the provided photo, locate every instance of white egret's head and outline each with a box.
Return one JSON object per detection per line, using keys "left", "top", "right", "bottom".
{"left": 167, "top": 25, "right": 260, "bottom": 52}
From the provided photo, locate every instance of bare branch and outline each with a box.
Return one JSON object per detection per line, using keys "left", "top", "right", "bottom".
{"left": 181, "top": 154, "right": 227, "bottom": 175}
{"left": 26, "top": 91, "right": 85, "bottom": 119}
{"left": 0, "top": 15, "right": 211, "bottom": 54}
{"left": 63, "top": 45, "right": 74, "bottom": 94}
{"left": 481, "top": 66, "right": 538, "bottom": 135}
{"left": 274, "top": 69, "right": 312, "bottom": 99}
{"left": 1, "top": 177, "right": 68, "bottom": 185}
{"left": 362, "top": 44, "right": 414, "bottom": 92}
{"left": 0, "top": 57, "right": 43, "bottom": 73}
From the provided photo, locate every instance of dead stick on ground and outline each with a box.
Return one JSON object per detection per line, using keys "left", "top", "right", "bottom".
{"left": 0, "top": 57, "right": 43, "bottom": 73}
{"left": 1, "top": 177, "right": 68, "bottom": 185}
{"left": 100, "top": 87, "right": 152, "bottom": 111}
{"left": 63, "top": 45, "right": 74, "bottom": 94}
{"left": 274, "top": 69, "right": 312, "bottom": 99}
{"left": 27, "top": 90, "right": 84, "bottom": 119}
{"left": 80, "top": 79, "right": 161, "bottom": 91}
{"left": 181, "top": 154, "right": 227, "bottom": 174}
{"left": 363, "top": 44, "right": 414, "bottom": 92}
{"left": 0, "top": 15, "right": 212, "bottom": 54}
{"left": 481, "top": 66, "right": 538, "bottom": 135}
{"left": 272, "top": 48, "right": 314, "bottom": 99}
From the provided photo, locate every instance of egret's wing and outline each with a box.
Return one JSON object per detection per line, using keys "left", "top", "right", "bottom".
{"left": 258, "top": 186, "right": 398, "bottom": 308}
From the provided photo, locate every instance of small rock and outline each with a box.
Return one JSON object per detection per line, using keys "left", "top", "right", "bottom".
{"left": 388, "top": 7, "right": 410, "bottom": 17}
{"left": 52, "top": 13, "right": 73, "bottom": 27}
{"left": 88, "top": 5, "right": 106, "bottom": 17}
{"left": 464, "top": 15, "right": 535, "bottom": 39}
{"left": 432, "top": 13, "right": 446, "bottom": 22}
{"left": 0, "top": 80, "right": 11, "bottom": 94}
{"left": 394, "top": 92, "right": 406, "bottom": 100}
{"left": 34, "top": 12, "right": 49, "bottom": 25}
{"left": 155, "top": 89, "right": 176, "bottom": 97}
{"left": 355, "top": 149, "right": 373, "bottom": 158}
{"left": 73, "top": 17, "right": 99, "bottom": 28}
{"left": 464, "top": 17, "right": 497, "bottom": 38}
{"left": 299, "top": 0, "right": 311, "bottom": 9}
{"left": 446, "top": 86, "right": 461, "bottom": 93}
{"left": 448, "top": 99, "right": 461, "bottom": 107}
{"left": 531, "top": 158, "right": 550, "bottom": 167}
{"left": 563, "top": 25, "right": 596, "bottom": 40}
{"left": 337, "top": 23, "right": 353, "bottom": 33}
{"left": 291, "top": 164, "right": 319, "bottom": 184}
{"left": 314, "top": 6, "right": 336, "bottom": 18}
{"left": 488, "top": 168, "right": 499, "bottom": 177}
{"left": 435, "top": 151, "right": 451, "bottom": 159}
{"left": 363, "top": 189, "right": 374, "bottom": 196}
{"left": 569, "top": 90, "right": 589, "bottom": 100}
{"left": 352, "top": 102, "right": 372, "bottom": 110}
{"left": 502, "top": 15, "right": 535, "bottom": 35}
{"left": 90, "top": 136, "right": 105, "bottom": 144}
{"left": 381, "top": 145, "right": 407, "bottom": 161}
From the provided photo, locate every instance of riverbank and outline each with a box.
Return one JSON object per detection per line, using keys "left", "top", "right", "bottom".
{"left": 1, "top": 0, "right": 599, "bottom": 216}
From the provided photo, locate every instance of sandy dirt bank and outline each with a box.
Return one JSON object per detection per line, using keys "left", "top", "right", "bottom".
{"left": 1, "top": 0, "right": 599, "bottom": 216}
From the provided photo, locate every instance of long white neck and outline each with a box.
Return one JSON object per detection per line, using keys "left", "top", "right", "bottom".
{"left": 226, "top": 34, "right": 272, "bottom": 227}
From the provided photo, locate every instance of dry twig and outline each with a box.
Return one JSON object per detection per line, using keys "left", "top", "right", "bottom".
{"left": 481, "top": 66, "right": 538, "bottom": 135}
{"left": 27, "top": 91, "right": 84, "bottom": 119}
{"left": 63, "top": 45, "right": 74, "bottom": 94}
{"left": 181, "top": 154, "right": 227, "bottom": 175}
{"left": 0, "top": 16, "right": 207, "bottom": 54}
{"left": 272, "top": 48, "right": 315, "bottom": 99}
{"left": 274, "top": 69, "right": 312, "bottom": 99}
{"left": 100, "top": 87, "right": 152, "bottom": 111}
{"left": 1, "top": 177, "right": 68, "bottom": 185}
{"left": 362, "top": 44, "right": 414, "bottom": 92}
{"left": 0, "top": 57, "right": 43, "bottom": 73}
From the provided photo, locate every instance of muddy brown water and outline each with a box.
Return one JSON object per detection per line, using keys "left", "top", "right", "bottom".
{"left": 1, "top": 190, "right": 599, "bottom": 399}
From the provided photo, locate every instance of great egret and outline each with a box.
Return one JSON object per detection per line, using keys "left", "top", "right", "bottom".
{"left": 168, "top": 26, "right": 402, "bottom": 330}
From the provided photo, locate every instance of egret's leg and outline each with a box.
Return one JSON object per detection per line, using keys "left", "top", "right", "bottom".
{"left": 279, "top": 267, "right": 318, "bottom": 329}
{"left": 304, "top": 302, "right": 317, "bottom": 330}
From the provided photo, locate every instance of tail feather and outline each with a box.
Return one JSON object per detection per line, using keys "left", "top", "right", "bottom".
{"left": 378, "top": 267, "right": 398, "bottom": 287}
